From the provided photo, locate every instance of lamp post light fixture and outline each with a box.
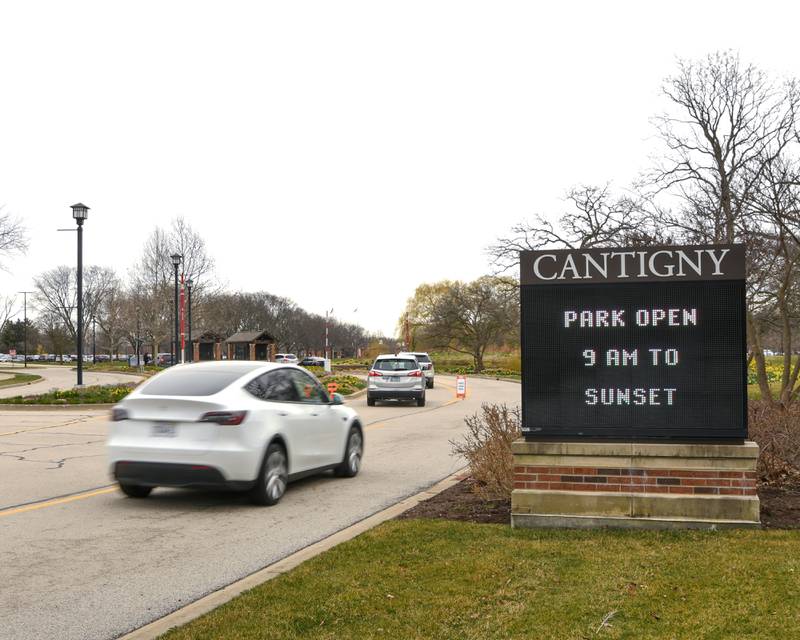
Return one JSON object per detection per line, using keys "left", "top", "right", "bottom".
{"left": 170, "top": 253, "right": 182, "bottom": 366}
{"left": 186, "top": 278, "right": 193, "bottom": 362}
{"left": 71, "top": 203, "right": 89, "bottom": 386}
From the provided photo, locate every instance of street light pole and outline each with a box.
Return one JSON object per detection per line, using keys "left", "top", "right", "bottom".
{"left": 170, "top": 253, "right": 182, "bottom": 366}
{"left": 71, "top": 203, "right": 89, "bottom": 386}
{"left": 18, "top": 291, "right": 34, "bottom": 368}
{"left": 186, "top": 278, "right": 193, "bottom": 362}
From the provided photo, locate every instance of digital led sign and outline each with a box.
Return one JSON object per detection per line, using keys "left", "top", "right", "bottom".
{"left": 520, "top": 244, "right": 747, "bottom": 441}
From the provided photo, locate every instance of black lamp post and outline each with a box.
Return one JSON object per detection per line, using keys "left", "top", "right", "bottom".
{"left": 186, "top": 278, "right": 193, "bottom": 362}
{"left": 91, "top": 315, "right": 97, "bottom": 364}
{"left": 170, "top": 253, "right": 182, "bottom": 366}
{"left": 71, "top": 203, "right": 89, "bottom": 386}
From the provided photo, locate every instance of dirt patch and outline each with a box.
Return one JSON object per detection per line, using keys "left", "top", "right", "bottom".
{"left": 759, "top": 485, "right": 800, "bottom": 529}
{"left": 400, "top": 477, "right": 800, "bottom": 529}
{"left": 398, "top": 477, "right": 510, "bottom": 524}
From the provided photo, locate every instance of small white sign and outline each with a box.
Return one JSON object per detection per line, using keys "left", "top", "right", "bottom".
{"left": 456, "top": 375, "right": 467, "bottom": 399}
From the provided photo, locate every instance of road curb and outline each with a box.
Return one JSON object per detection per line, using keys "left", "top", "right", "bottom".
{"left": 0, "top": 403, "right": 114, "bottom": 411}
{"left": 346, "top": 387, "right": 368, "bottom": 399}
{"left": 118, "top": 467, "right": 469, "bottom": 640}
{"left": 0, "top": 377, "right": 44, "bottom": 392}
{"left": 439, "top": 373, "right": 521, "bottom": 384}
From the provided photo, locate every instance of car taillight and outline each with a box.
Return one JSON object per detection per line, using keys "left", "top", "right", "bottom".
{"left": 368, "top": 370, "right": 383, "bottom": 377}
{"left": 407, "top": 370, "right": 422, "bottom": 377}
{"left": 111, "top": 407, "right": 129, "bottom": 421}
{"left": 200, "top": 411, "right": 248, "bottom": 426}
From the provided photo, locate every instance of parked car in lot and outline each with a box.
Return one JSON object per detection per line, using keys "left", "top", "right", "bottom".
{"left": 274, "top": 353, "right": 298, "bottom": 364}
{"left": 298, "top": 356, "right": 326, "bottom": 368}
{"left": 156, "top": 353, "right": 175, "bottom": 367}
{"left": 367, "top": 354, "right": 426, "bottom": 407}
{"left": 107, "top": 361, "right": 364, "bottom": 505}
{"left": 398, "top": 351, "right": 435, "bottom": 388}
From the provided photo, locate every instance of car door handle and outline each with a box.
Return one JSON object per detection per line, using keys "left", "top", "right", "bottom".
{"left": 310, "top": 412, "right": 319, "bottom": 417}
{"left": 278, "top": 411, "right": 289, "bottom": 417}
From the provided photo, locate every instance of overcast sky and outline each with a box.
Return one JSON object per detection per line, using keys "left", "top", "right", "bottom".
{"left": 1, "top": 1, "right": 799, "bottom": 336}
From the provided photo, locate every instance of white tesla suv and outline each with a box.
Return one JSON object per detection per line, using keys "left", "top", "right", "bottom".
{"left": 107, "top": 361, "right": 364, "bottom": 505}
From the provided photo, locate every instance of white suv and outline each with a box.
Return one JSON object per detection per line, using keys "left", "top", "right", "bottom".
{"left": 398, "top": 352, "right": 434, "bottom": 388}
{"left": 367, "top": 354, "right": 426, "bottom": 406}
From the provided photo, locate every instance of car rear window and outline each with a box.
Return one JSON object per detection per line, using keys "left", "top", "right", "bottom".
{"left": 140, "top": 367, "right": 254, "bottom": 396}
{"left": 413, "top": 354, "right": 431, "bottom": 363}
{"left": 373, "top": 359, "right": 418, "bottom": 371}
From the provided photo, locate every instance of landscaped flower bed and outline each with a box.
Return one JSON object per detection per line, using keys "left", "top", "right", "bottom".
{"left": 0, "top": 383, "right": 137, "bottom": 404}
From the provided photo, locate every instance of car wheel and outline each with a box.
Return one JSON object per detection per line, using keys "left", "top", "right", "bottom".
{"left": 250, "top": 443, "right": 289, "bottom": 506}
{"left": 427, "top": 379, "right": 434, "bottom": 389}
{"left": 335, "top": 427, "right": 363, "bottom": 478}
{"left": 119, "top": 483, "right": 152, "bottom": 498}
{"left": 417, "top": 393, "right": 426, "bottom": 407}
{"left": 367, "top": 395, "right": 376, "bottom": 407}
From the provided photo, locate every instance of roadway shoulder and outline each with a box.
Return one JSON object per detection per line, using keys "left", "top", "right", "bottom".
{"left": 119, "top": 467, "right": 469, "bottom": 640}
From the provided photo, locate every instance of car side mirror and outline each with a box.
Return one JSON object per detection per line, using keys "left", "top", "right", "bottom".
{"left": 330, "top": 392, "right": 345, "bottom": 405}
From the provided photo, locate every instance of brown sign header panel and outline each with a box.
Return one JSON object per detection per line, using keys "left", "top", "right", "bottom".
{"left": 520, "top": 244, "right": 745, "bottom": 286}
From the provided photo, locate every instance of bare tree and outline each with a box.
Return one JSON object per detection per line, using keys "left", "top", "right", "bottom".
{"left": 487, "top": 185, "right": 659, "bottom": 272}
{"left": 650, "top": 51, "right": 799, "bottom": 243}
{"left": 0, "top": 295, "right": 18, "bottom": 337}
{"left": 33, "top": 265, "right": 120, "bottom": 345}
{"left": 129, "top": 218, "right": 217, "bottom": 355}
{"left": 0, "top": 207, "right": 28, "bottom": 270}
{"left": 649, "top": 52, "right": 800, "bottom": 406}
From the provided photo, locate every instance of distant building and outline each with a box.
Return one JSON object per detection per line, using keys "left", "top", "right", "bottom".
{"left": 190, "top": 330, "right": 225, "bottom": 361}
{"left": 224, "top": 330, "right": 276, "bottom": 361}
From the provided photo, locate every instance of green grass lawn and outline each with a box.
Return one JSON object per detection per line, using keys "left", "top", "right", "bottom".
{"left": 0, "top": 372, "right": 41, "bottom": 388}
{"left": 161, "top": 519, "right": 800, "bottom": 640}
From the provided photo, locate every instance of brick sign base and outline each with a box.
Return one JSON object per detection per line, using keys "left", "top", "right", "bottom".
{"left": 511, "top": 440, "right": 760, "bottom": 530}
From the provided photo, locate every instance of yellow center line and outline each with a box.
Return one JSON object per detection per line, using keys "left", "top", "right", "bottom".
{"left": 0, "top": 486, "right": 117, "bottom": 518}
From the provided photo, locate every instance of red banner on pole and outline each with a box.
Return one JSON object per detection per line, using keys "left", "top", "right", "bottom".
{"left": 180, "top": 274, "right": 186, "bottom": 362}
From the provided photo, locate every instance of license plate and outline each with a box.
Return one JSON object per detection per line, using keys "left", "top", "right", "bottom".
{"left": 387, "top": 376, "right": 400, "bottom": 382}
{"left": 151, "top": 423, "right": 177, "bottom": 437}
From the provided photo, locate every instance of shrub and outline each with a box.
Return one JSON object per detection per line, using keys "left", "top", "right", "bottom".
{"left": 450, "top": 403, "right": 521, "bottom": 500}
{"left": 749, "top": 400, "right": 800, "bottom": 486}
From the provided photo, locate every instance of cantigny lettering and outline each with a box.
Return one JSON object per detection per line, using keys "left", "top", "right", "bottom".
{"left": 531, "top": 248, "right": 731, "bottom": 282}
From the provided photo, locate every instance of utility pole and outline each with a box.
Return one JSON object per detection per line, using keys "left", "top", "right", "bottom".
{"left": 18, "top": 291, "right": 35, "bottom": 368}
{"left": 136, "top": 315, "right": 141, "bottom": 371}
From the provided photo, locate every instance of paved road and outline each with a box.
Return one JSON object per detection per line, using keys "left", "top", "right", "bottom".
{"left": 0, "top": 376, "right": 520, "bottom": 640}
{"left": 0, "top": 366, "right": 144, "bottom": 399}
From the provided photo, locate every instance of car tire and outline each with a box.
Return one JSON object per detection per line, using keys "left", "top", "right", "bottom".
{"left": 119, "top": 483, "right": 152, "bottom": 498}
{"left": 250, "top": 442, "right": 289, "bottom": 506}
{"left": 427, "top": 379, "right": 434, "bottom": 389}
{"left": 417, "top": 393, "right": 426, "bottom": 407}
{"left": 334, "top": 427, "right": 363, "bottom": 478}
{"left": 367, "top": 395, "right": 376, "bottom": 407}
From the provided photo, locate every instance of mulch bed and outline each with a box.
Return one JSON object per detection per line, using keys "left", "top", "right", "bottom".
{"left": 398, "top": 477, "right": 510, "bottom": 524}
{"left": 400, "top": 477, "right": 800, "bottom": 529}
